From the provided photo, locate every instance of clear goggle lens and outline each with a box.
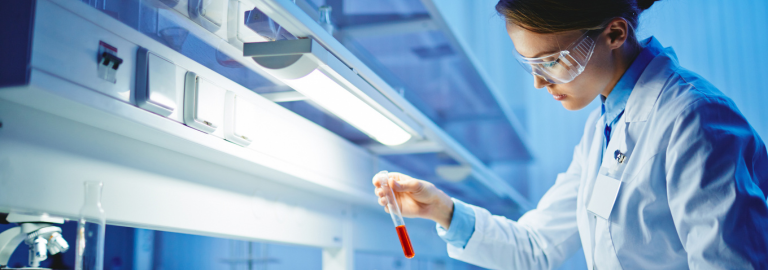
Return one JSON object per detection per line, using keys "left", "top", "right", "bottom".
{"left": 515, "top": 32, "right": 597, "bottom": 84}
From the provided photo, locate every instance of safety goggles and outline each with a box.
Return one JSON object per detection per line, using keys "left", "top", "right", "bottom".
{"left": 514, "top": 31, "right": 597, "bottom": 84}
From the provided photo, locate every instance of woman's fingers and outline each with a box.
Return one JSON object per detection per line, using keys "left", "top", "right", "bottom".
{"left": 372, "top": 175, "right": 382, "bottom": 188}
{"left": 375, "top": 188, "right": 386, "bottom": 206}
{"left": 375, "top": 187, "right": 390, "bottom": 198}
{"left": 389, "top": 173, "right": 421, "bottom": 193}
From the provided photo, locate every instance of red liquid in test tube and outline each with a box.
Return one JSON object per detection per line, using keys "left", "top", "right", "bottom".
{"left": 396, "top": 225, "right": 415, "bottom": 259}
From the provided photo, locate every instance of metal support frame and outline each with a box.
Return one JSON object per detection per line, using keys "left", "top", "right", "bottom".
{"left": 366, "top": 140, "right": 443, "bottom": 155}
{"left": 321, "top": 206, "right": 354, "bottom": 270}
{"left": 260, "top": 90, "right": 307, "bottom": 102}
{"left": 339, "top": 17, "right": 438, "bottom": 38}
{"left": 418, "top": 0, "right": 534, "bottom": 159}
{"left": 294, "top": 0, "right": 319, "bottom": 22}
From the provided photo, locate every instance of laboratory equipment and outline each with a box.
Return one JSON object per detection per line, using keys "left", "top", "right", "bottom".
{"left": 376, "top": 171, "right": 415, "bottom": 259}
{"left": 318, "top": 6, "right": 334, "bottom": 35}
{"left": 0, "top": 212, "right": 69, "bottom": 269}
{"left": 96, "top": 41, "right": 123, "bottom": 84}
{"left": 75, "top": 181, "right": 106, "bottom": 270}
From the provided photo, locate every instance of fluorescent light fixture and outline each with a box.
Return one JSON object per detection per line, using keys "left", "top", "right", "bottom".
{"left": 243, "top": 39, "right": 414, "bottom": 146}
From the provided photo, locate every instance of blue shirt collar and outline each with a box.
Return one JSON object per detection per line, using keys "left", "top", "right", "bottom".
{"left": 601, "top": 37, "right": 664, "bottom": 124}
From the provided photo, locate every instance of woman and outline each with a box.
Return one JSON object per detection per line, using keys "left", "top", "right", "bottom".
{"left": 373, "top": 0, "right": 768, "bottom": 269}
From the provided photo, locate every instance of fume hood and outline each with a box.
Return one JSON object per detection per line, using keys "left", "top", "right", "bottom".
{"left": 0, "top": 0, "right": 532, "bottom": 268}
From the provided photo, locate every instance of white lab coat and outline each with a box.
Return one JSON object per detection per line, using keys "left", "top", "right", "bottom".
{"left": 446, "top": 45, "right": 768, "bottom": 269}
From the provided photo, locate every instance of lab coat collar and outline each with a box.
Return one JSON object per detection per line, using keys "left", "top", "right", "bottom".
{"left": 600, "top": 37, "right": 658, "bottom": 124}
{"left": 625, "top": 37, "right": 679, "bottom": 122}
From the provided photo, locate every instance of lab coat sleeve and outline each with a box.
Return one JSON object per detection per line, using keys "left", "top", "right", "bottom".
{"left": 665, "top": 97, "right": 768, "bottom": 269}
{"left": 445, "top": 139, "right": 586, "bottom": 270}
{"left": 436, "top": 198, "right": 476, "bottom": 248}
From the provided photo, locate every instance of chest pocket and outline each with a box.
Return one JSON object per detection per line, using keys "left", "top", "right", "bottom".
{"left": 604, "top": 119, "right": 659, "bottom": 184}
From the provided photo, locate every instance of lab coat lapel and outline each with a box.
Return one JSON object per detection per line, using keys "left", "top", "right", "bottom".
{"left": 585, "top": 118, "right": 606, "bottom": 204}
{"left": 625, "top": 48, "right": 679, "bottom": 123}
{"left": 581, "top": 116, "right": 605, "bottom": 270}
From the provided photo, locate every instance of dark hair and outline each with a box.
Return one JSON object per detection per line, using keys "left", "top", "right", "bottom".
{"left": 496, "top": 0, "right": 661, "bottom": 44}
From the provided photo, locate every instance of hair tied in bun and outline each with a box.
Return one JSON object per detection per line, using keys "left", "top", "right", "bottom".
{"left": 637, "top": 0, "right": 662, "bottom": 11}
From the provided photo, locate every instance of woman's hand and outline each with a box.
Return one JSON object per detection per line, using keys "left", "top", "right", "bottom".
{"left": 372, "top": 172, "right": 455, "bottom": 229}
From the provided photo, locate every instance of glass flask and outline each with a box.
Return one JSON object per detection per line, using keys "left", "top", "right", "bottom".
{"left": 318, "top": 5, "right": 334, "bottom": 35}
{"left": 75, "top": 181, "right": 106, "bottom": 270}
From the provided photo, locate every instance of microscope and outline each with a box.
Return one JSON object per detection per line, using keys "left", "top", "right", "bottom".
{"left": 0, "top": 212, "right": 69, "bottom": 269}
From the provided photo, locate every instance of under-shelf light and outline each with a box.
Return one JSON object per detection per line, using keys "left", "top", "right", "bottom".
{"left": 243, "top": 39, "right": 414, "bottom": 146}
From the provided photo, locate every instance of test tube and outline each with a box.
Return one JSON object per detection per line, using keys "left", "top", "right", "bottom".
{"left": 376, "top": 170, "right": 415, "bottom": 259}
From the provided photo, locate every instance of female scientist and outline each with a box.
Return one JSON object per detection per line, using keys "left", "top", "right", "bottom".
{"left": 372, "top": 0, "right": 768, "bottom": 269}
